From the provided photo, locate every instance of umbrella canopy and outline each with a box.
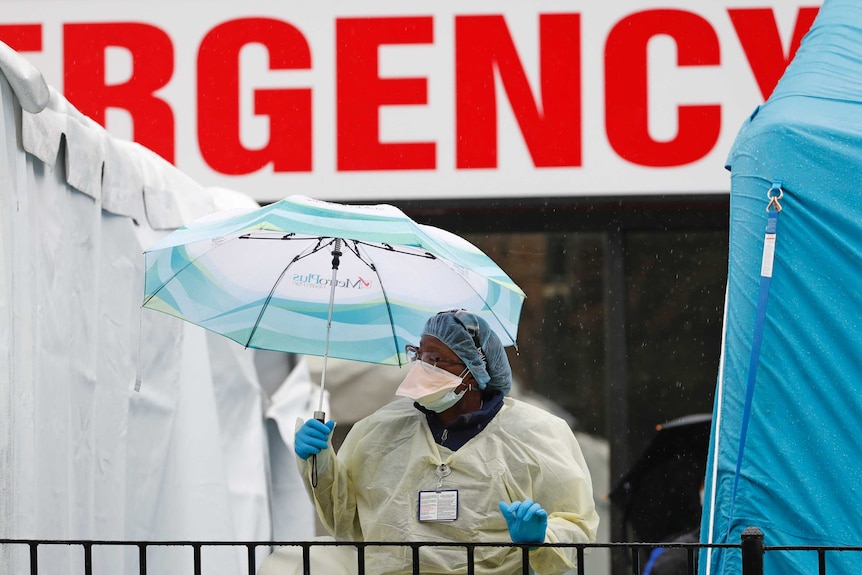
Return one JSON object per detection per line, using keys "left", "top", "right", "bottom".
{"left": 142, "top": 194, "right": 525, "bottom": 367}
{"left": 610, "top": 413, "right": 712, "bottom": 542}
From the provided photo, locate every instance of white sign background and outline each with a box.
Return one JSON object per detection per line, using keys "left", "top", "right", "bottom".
{"left": 2, "top": 0, "right": 820, "bottom": 203}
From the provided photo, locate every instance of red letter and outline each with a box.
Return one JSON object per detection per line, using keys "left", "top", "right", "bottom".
{"left": 456, "top": 14, "right": 581, "bottom": 169}
{"left": 64, "top": 23, "right": 175, "bottom": 163}
{"left": 0, "top": 24, "right": 42, "bottom": 52}
{"left": 605, "top": 10, "right": 721, "bottom": 167}
{"left": 198, "top": 18, "right": 312, "bottom": 174}
{"left": 729, "top": 7, "right": 819, "bottom": 100}
{"left": 337, "top": 17, "right": 435, "bottom": 171}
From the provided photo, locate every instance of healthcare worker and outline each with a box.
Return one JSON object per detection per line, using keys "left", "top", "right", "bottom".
{"left": 293, "top": 309, "right": 599, "bottom": 575}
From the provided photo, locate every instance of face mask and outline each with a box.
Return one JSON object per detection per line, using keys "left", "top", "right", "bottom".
{"left": 417, "top": 386, "right": 466, "bottom": 413}
{"left": 396, "top": 361, "right": 470, "bottom": 412}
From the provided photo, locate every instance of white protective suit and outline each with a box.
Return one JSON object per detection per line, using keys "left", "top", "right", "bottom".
{"left": 297, "top": 396, "right": 599, "bottom": 575}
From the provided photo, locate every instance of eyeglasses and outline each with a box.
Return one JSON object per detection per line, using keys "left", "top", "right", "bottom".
{"left": 405, "top": 345, "right": 465, "bottom": 368}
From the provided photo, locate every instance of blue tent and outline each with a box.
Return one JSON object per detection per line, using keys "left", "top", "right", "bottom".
{"left": 701, "top": 1, "right": 862, "bottom": 573}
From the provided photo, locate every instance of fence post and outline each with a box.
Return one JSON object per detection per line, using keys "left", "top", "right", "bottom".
{"left": 741, "top": 527, "right": 764, "bottom": 575}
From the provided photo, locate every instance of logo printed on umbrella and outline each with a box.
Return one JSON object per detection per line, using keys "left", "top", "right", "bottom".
{"left": 292, "top": 272, "right": 373, "bottom": 289}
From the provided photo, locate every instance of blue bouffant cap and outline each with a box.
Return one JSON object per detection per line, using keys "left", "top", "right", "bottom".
{"left": 422, "top": 309, "right": 512, "bottom": 396}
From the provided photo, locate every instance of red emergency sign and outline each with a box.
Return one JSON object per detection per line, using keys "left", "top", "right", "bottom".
{"left": 0, "top": 5, "right": 819, "bottom": 201}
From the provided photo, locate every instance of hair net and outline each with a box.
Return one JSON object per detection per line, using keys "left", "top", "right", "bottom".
{"left": 422, "top": 309, "right": 512, "bottom": 395}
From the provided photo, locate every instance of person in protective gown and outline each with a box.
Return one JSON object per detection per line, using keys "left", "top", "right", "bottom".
{"left": 287, "top": 309, "right": 599, "bottom": 575}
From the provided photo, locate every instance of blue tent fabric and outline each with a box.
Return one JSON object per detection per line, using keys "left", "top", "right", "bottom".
{"left": 701, "top": 1, "right": 862, "bottom": 573}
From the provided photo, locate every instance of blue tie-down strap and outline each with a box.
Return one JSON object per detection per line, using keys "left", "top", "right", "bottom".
{"left": 727, "top": 180, "right": 783, "bottom": 525}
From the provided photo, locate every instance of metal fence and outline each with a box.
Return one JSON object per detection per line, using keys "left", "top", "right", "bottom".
{"left": 2, "top": 529, "right": 860, "bottom": 575}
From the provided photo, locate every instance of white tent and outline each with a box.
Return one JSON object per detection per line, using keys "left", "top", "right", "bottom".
{"left": 0, "top": 38, "right": 609, "bottom": 575}
{"left": 0, "top": 41, "right": 317, "bottom": 574}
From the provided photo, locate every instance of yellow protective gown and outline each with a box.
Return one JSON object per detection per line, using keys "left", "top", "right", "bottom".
{"left": 298, "top": 397, "right": 599, "bottom": 575}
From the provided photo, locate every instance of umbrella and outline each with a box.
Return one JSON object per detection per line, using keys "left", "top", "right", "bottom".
{"left": 141, "top": 194, "right": 525, "bottom": 480}
{"left": 609, "top": 413, "right": 712, "bottom": 542}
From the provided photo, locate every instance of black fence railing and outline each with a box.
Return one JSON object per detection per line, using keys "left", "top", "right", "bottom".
{"left": 2, "top": 529, "right": 860, "bottom": 575}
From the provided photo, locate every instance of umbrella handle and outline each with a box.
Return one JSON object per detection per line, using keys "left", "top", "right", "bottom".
{"left": 311, "top": 410, "right": 326, "bottom": 488}
{"left": 312, "top": 240, "right": 339, "bottom": 487}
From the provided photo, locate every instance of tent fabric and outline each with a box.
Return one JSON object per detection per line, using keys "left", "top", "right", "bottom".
{"left": 0, "top": 42, "right": 314, "bottom": 574}
{"left": 20, "top": 81, "right": 216, "bottom": 229}
{"left": 701, "top": 1, "right": 862, "bottom": 573}
{"left": 0, "top": 39, "right": 48, "bottom": 113}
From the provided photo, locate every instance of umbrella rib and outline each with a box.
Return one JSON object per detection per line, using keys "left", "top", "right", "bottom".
{"left": 355, "top": 240, "right": 436, "bottom": 260}
{"left": 358, "top": 241, "right": 519, "bottom": 348}
{"left": 240, "top": 236, "right": 343, "bottom": 348}
{"left": 430, "top": 257, "right": 521, "bottom": 349}
{"left": 291, "top": 238, "right": 335, "bottom": 261}
{"left": 243, "top": 252, "right": 305, "bottom": 349}
{"left": 142, "top": 245, "right": 219, "bottom": 308}
{"left": 240, "top": 232, "right": 336, "bottom": 259}
{"left": 425, "top": 250, "right": 522, "bottom": 347}
{"left": 349, "top": 240, "right": 403, "bottom": 366}
{"left": 365, "top": 249, "right": 403, "bottom": 367}
{"left": 238, "top": 232, "right": 297, "bottom": 240}
{"left": 474, "top": 296, "right": 520, "bottom": 350}
{"left": 342, "top": 240, "right": 378, "bottom": 270}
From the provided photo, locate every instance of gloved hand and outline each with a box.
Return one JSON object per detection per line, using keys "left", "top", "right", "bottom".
{"left": 499, "top": 499, "right": 548, "bottom": 544}
{"left": 294, "top": 419, "right": 336, "bottom": 460}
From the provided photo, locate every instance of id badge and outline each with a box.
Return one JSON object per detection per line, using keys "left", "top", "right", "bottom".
{"left": 418, "top": 490, "right": 459, "bottom": 522}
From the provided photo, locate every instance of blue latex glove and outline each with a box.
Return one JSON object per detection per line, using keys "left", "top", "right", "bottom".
{"left": 499, "top": 499, "right": 548, "bottom": 544}
{"left": 294, "top": 419, "right": 336, "bottom": 460}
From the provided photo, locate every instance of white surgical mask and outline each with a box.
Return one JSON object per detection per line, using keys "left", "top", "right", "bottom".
{"left": 417, "top": 386, "right": 467, "bottom": 413}
{"left": 396, "top": 361, "right": 470, "bottom": 412}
